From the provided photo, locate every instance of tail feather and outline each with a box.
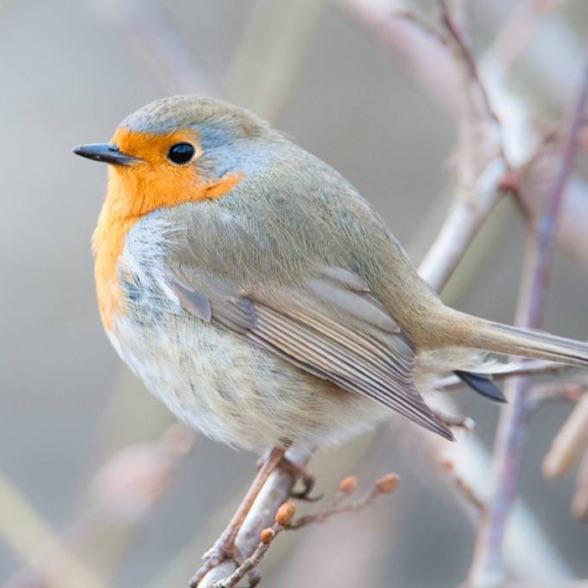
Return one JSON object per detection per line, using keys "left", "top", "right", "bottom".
{"left": 469, "top": 319, "right": 588, "bottom": 368}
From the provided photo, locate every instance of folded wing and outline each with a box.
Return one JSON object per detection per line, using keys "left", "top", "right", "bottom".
{"left": 167, "top": 265, "right": 453, "bottom": 440}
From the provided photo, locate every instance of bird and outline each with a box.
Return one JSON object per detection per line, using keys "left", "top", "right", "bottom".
{"left": 74, "top": 95, "right": 588, "bottom": 570}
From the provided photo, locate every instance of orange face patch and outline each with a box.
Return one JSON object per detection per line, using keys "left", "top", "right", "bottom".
{"left": 92, "top": 128, "right": 243, "bottom": 330}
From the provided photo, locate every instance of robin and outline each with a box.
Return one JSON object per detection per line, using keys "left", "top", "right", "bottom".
{"left": 74, "top": 95, "right": 588, "bottom": 571}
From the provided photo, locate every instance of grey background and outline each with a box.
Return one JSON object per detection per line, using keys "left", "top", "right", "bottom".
{"left": 1, "top": 1, "right": 587, "bottom": 586}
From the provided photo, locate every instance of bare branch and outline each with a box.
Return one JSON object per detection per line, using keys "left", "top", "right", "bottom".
{"left": 543, "top": 394, "right": 588, "bottom": 479}
{"left": 209, "top": 473, "right": 399, "bottom": 588}
{"left": 528, "top": 379, "right": 586, "bottom": 411}
{"left": 438, "top": 0, "right": 501, "bottom": 127}
{"left": 468, "top": 65, "right": 588, "bottom": 588}
{"left": 196, "top": 446, "right": 312, "bottom": 587}
{"left": 287, "top": 473, "right": 399, "bottom": 530}
{"left": 87, "top": 0, "right": 222, "bottom": 95}
{"left": 340, "top": 0, "right": 588, "bottom": 274}
{"left": 3, "top": 424, "right": 196, "bottom": 588}
{"left": 439, "top": 459, "right": 485, "bottom": 511}
{"left": 572, "top": 451, "right": 588, "bottom": 521}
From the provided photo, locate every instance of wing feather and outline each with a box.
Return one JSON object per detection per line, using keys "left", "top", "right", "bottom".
{"left": 167, "top": 267, "right": 452, "bottom": 440}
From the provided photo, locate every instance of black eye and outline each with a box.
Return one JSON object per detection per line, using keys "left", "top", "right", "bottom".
{"left": 168, "top": 142, "right": 196, "bottom": 164}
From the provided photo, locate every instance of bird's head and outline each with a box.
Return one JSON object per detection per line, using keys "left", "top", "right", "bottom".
{"left": 74, "top": 95, "right": 279, "bottom": 218}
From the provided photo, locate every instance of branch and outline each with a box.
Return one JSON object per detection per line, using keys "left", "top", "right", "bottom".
{"left": 3, "top": 424, "right": 196, "bottom": 588}
{"left": 528, "top": 378, "right": 586, "bottom": 411}
{"left": 467, "top": 65, "right": 588, "bottom": 588}
{"left": 288, "top": 473, "right": 399, "bottom": 530}
{"left": 0, "top": 475, "right": 111, "bottom": 588}
{"left": 210, "top": 474, "right": 399, "bottom": 588}
{"left": 196, "top": 446, "right": 311, "bottom": 587}
{"left": 572, "top": 451, "right": 588, "bottom": 521}
{"left": 339, "top": 0, "right": 588, "bottom": 274}
{"left": 86, "top": 0, "right": 223, "bottom": 96}
{"left": 543, "top": 393, "right": 588, "bottom": 479}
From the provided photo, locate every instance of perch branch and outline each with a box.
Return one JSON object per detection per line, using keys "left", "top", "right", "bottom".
{"left": 211, "top": 474, "right": 399, "bottom": 588}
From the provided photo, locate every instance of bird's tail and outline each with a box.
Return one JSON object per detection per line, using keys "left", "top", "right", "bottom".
{"left": 449, "top": 310, "right": 588, "bottom": 368}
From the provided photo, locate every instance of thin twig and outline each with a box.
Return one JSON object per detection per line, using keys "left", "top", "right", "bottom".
{"left": 528, "top": 379, "right": 586, "bottom": 412}
{"left": 393, "top": 8, "right": 449, "bottom": 48}
{"left": 288, "top": 474, "right": 399, "bottom": 530}
{"left": 438, "top": 0, "right": 500, "bottom": 127}
{"left": 87, "top": 0, "right": 222, "bottom": 95}
{"left": 439, "top": 459, "right": 485, "bottom": 511}
{"left": 432, "top": 409, "right": 476, "bottom": 432}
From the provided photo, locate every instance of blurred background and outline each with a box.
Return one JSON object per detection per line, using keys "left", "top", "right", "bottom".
{"left": 1, "top": 1, "right": 588, "bottom": 587}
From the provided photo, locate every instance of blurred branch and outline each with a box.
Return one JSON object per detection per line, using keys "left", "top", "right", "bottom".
{"left": 468, "top": 65, "right": 588, "bottom": 588}
{"left": 572, "top": 451, "right": 588, "bottom": 521}
{"left": 338, "top": 0, "right": 588, "bottom": 274}
{"left": 528, "top": 378, "right": 586, "bottom": 411}
{"left": 226, "top": 0, "right": 328, "bottom": 120}
{"left": 439, "top": 458, "right": 484, "bottom": 511}
{"left": 0, "top": 476, "right": 110, "bottom": 588}
{"left": 485, "top": 0, "right": 563, "bottom": 72}
{"left": 3, "top": 424, "right": 196, "bottom": 588}
{"left": 543, "top": 393, "right": 588, "bottom": 479}
{"left": 85, "top": 0, "right": 222, "bottom": 95}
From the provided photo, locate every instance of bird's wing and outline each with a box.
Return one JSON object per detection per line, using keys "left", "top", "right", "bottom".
{"left": 167, "top": 265, "right": 452, "bottom": 440}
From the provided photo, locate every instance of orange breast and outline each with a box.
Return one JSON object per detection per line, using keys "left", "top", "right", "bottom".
{"left": 92, "top": 128, "right": 243, "bottom": 331}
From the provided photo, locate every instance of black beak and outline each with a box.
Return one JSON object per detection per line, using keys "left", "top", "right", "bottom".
{"left": 72, "top": 143, "right": 140, "bottom": 166}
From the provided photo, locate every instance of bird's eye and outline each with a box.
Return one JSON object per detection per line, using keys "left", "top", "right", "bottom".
{"left": 167, "top": 142, "right": 196, "bottom": 165}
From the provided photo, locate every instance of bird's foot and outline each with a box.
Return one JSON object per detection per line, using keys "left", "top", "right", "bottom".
{"left": 280, "top": 457, "right": 323, "bottom": 502}
{"left": 256, "top": 448, "right": 322, "bottom": 502}
{"left": 189, "top": 531, "right": 243, "bottom": 587}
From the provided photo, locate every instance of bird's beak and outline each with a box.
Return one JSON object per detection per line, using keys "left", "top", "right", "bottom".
{"left": 72, "top": 143, "right": 141, "bottom": 166}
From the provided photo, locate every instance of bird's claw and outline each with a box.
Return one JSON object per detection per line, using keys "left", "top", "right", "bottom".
{"left": 290, "top": 471, "right": 323, "bottom": 502}
{"left": 271, "top": 457, "right": 323, "bottom": 502}
{"left": 189, "top": 536, "right": 243, "bottom": 587}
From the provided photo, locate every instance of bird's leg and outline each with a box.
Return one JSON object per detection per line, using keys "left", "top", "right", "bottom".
{"left": 190, "top": 445, "right": 287, "bottom": 587}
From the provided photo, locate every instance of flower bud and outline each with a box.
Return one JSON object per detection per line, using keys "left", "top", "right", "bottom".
{"left": 376, "top": 473, "right": 399, "bottom": 494}
{"left": 275, "top": 500, "right": 296, "bottom": 526}
{"left": 338, "top": 475, "right": 358, "bottom": 494}
{"left": 260, "top": 528, "right": 275, "bottom": 544}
